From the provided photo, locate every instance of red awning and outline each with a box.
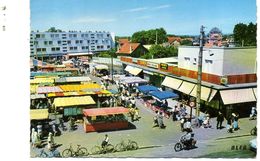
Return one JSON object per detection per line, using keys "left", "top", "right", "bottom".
{"left": 83, "top": 107, "right": 129, "bottom": 116}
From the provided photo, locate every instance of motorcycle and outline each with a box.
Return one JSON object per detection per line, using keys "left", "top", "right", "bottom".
{"left": 174, "top": 133, "right": 196, "bottom": 152}
{"left": 250, "top": 126, "right": 257, "bottom": 136}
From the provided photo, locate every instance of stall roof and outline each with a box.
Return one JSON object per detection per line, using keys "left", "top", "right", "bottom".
{"left": 162, "top": 76, "right": 183, "bottom": 90}
{"left": 37, "top": 86, "right": 63, "bottom": 94}
{"left": 30, "top": 85, "right": 38, "bottom": 94}
{"left": 149, "top": 91, "right": 179, "bottom": 100}
{"left": 94, "top": 64, "right": 109, "bottom": 70}
{"left": 55, "top": 68, "right": 79, "bottom": 72}
{"left": 55, "top": 76, "right": 91, "bottom": 83}
{"left": 30, "top": 94, "right": 46, "bottom": 99}
{"left": 54, "top": 96, "right": 96, "bottom": 107}
{"left": 30, "top": 78, "right": 55, "bottom": 84}
{"left": 30, "top": 109, "right": 49, "bottom": 120}
{"left": 83, "top": 107, "right": 129, "bottom": 116}
{"left": 137, "top": 85, "right": 159, "bottom": 94}
{"left": 120, "top": 77, "right": 148, "bottom": 84}
{"left": 124, "top": 65, "right": 134, "bottom": 72}
{"left": 220, "top": 88, "right": 256, "bottom": 105}
{"left": 30, "top": 72, "right": 72, "bottom": 77}
{"left": 59, "top": 84, "right": 101, "bottom": 92}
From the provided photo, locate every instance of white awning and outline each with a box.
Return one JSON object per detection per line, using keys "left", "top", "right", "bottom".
{"left": 177, "top": 81, "right": 195, "bottom": 95}
{"left": 220, "top": 88, "right": 256, "bottom": 105}
{"left": 162, "top": 76, "right": 183, "bottom": 90}
{"left": 190, "top": 85, "right": 217, "bottom": 102}
{"left": 129, "top": 68, "right": 142, "bottom": 76}
{"left": 253, "top": 88, "right": 257, "bottom": 99}
{"left": 124, "top": 65, "right": 134, "bottom": 72}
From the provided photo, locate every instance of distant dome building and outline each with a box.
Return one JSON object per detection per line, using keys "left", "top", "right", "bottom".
{"left": 206, "top": 27, "right": 223, "bottom": 47}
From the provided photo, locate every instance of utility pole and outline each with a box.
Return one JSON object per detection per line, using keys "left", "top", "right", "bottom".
{"left": 155, "top": 30, "right": 158, "bottom": 45}
{"left": 111, "top": 41, "right": 114, "bottom": 82}
{"left": 196, "top": 25, "right": 205, "bottom": 117}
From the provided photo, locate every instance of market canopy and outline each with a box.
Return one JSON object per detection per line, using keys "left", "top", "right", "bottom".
{"left": 149, "top": 91, "right": 179, "bottom": 100}
{"left": 162, "top": 76, "right": 183, "bottom": 90}
{"left": 55, "top": 76, "right": 91, "bottom": 83}
{"left": 94, "top": 64, "right": 108, "bottom": 70}
{"left": 128, "top": 67, "right": 142, "bottom": 76}
{"left": 190, "top": 85, "right": 217, "bottom": 102}
{"left": 30, "top": 78, "right": 55, "bottom": 84}
{"left": 55, "top": 68, "right": 79, "bottom": 72}
{"left": 54, "top": 96, "right": 96, "bottom": 107}
{"left": 124, "top": 65, "right": 134, "bottom": 72}
{"left": 83, "top": 107, "right": 129, "bottom": 116}
{"left": 120, "top": 77, "right": 148, "bottom": 84}
{"left": 177, "top": 81, "right": 196, "bottom": 95}
{"left": 30, "top": 72, "right": 72, "bottom": 78}
{"left": 37, "top": 86, "right": 63, "bottom": 94}
{"left": 220, "top": 88, "right": 256, "bottom": 105}
{"left": 30, "top": 94, "right": 46, "bottom": 99}
{"left": 30, "top": 109, "right": 49, "bottom": 120}
{"left": 137, "top": 85, "right": 159, "bottom": 94}
{"left": 59, "top": 84, "right": 101, "bottom": 92}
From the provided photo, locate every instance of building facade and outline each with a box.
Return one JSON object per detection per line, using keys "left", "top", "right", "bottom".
{"left": 30, "top": 31, "right": 115, "bottom": 57}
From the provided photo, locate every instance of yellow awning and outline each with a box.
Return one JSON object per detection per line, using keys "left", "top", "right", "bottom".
{"left": 220, "top": 88, "right": 256, "bottom": 105}
{"left": 129, "top": 68, "right": 142, "bottom": 76}
{"left": 30, "top": 109, "right": 49, "bottom": 120}
{"left": 59, "top": 84, "right": 101, "bottom": 92}
{"left": 30, "top": 85, "right": 38, "bottom": 94}
{"left": 95, "top": 65, "right": 108, "bottom": 70}
{"left": 177, "top": 81, "right": 196, "bottom": 95}
{"left": 53, "top": 96, "right": 96, "bottom": 107}
{"left": 30, "top": 78, "right": 55, "bottom": 84}
{"left": 162, "top": 76, "right": 183, "bottom": 90}
{"left": 190, "top": 85, "right": 217, "bottom": 102}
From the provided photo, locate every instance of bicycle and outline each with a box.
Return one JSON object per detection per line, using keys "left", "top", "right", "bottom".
{"left": 115, "top": 139, "right": 138, "bottom": 152}
{"left": 91, "top": 143, "right": 115, "bottom": 155}
{"left": 62, "top": 144, "right": 89, "bottom": 157}
{"left": 35, "top": 148, "right": 61, "bottom": 158}
{"left": 250, "top": 126, "right": 257, "bottom": 136}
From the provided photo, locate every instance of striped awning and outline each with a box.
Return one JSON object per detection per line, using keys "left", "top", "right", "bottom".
{"left": 162, "top": 76, "right": 183, "bottom": 90}
{"left": 190, "top": 85, "right": 217, "bottom": 102}
{"left": 177, "top": 81, "right": 196, "bottom": 95}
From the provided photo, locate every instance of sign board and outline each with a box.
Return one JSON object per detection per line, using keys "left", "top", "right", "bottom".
{"left": 160, "top": 63, "right": 168, "bottom": 70}
{"left": 147, "top": 62, "right": 159, "bottom": 69}
{"left": 189, "top": 101, "right": 195, "bottom": 107}
{"left": 132, "top": 58, "right": 138, "bottom": 63}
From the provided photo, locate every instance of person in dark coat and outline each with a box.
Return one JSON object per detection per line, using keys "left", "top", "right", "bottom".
{"left": 216, "top": 111, "right": 224, "bottom": 129}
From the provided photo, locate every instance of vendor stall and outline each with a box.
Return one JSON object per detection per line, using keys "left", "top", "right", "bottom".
{"left": 93, "top": 64, "right": 109, "bottom": 77}
{"left": 53, "top": 96, "right": 96, "bottom": 117}
{"left": 82, "top": 107, "right": 129, "bottom": 132}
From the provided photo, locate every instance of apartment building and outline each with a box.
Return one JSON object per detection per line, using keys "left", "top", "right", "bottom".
{"left": 30, "top": 31, "right": 115, "bottom": 57}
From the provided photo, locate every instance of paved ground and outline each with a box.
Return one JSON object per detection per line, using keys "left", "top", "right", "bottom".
{"left": 30, "top": 73, "right": 257, "bottom": 158}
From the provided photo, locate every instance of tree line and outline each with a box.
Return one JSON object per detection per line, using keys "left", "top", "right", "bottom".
{"left": 233, "top": 22, "right": 256, "bottom": 46}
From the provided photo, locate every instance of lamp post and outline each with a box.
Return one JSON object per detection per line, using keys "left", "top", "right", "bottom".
{"left": 196, "top": 25, "right": 205, "bottom": 117}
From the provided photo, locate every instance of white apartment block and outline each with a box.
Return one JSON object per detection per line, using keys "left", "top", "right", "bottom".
{"left": 178, "top": 46, "right": 256, "bottom": 76}
{"left": 30, "top": 31, "right": 115, "bottom": 57}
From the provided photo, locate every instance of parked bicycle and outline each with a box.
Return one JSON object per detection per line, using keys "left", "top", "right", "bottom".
{"left": 91, "top": 143, "right": 115, "bottom": 155}
{"left": 62, "top": 144, "right": 89, "bottom": 157}
{"left": 250, "top": 126, "right": 257, "bottom": 136}
{"left": 35, "top": 148, "right": 61, "bottom": 158}
{"left": 115, "top": 139, "right": 138, "bottom": 152}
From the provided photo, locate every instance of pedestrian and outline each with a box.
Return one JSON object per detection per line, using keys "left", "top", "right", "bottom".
{"left": 216, "top": 111, "right": 224, "bottom": 129}
{"left": 101, "top": 134, "right": 109, "bottom": 149}
{"left": 130, "top": 97, "right": 136, "bottom": 108}
{"left": 153, "top": 111, "right": 159, "bottom": 127}
{"left": 233, "top": 113, "right": 239, "bottom": 130}
{"left": 129, "top": 107, "right": 135, "bottom": 122}
{"left": 249, "top": 107, "right": 257, "bottom": 120}
{"left": 31, "top": 128, "right": 38, "bottom": 148}
{"left": 172, "top": 105, "right": 178, "bottom": 121}
{"left": 226, "top": 116, "right": 233, "bottom": 133}
{"left": 68, "top": 117, "right": 74, "bottom": 131}
{"left": 180, "top": 117, "right": 186, "bottom": 132}
{"left": 184, "top": 118, "right": 192, "bottom": 132}
{"left": 36, "top": 124, "right": 43, "bottom": 139}
{"left": 134, "top": 107, "right": 140, "bottom": 121}
{"left": 158, "top": 111, "right": 165, "bottom": 129}
{"left": 47, "top": 132, "right": 54, "bottom": 150}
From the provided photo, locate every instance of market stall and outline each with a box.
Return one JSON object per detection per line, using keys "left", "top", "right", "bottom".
{"left": 82, "top": 107, "right": 129, "bottom": 132}
{"left": 53, "top": 96, "right": 96, "bottom": 117}
{"left": 55, "top": 76, "right": 92, "bottom": 84}
{"left": 143, "top": 91, "right": 179, "bottom": 118}
{"left": 93, "top": 64, "right": 109, "bottom": 77}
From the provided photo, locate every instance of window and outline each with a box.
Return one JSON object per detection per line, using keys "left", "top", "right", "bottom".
{"left": 107, "top": 34, "right": 110, "bottom": 37}
{"left": 76, "top": 40, "right": 79, "bottom": 44}
{"left": 62, "top": 34, "right": 66, "bottom": 36}
{"left": 36, "top": 48, "right": 41, "bottom": 52}
{"left": 56, "top": 47, "right": 60, "bottom": 51}
{"left": 87, "top": 40, "right": 90, "bottom": 43}
{"left": 51, "top": 48, "right": 56, "bottom": 51}
{"left": 50, "top": 34, "right": 54, "bottom": 38}
{"left": 57, "top": 41, "right": 61, "bottom": 44}
{"left": 41, "top": 34, "right": 45, "bottom": 38}
{"left": 107, "top": 45, "right": 110, "bottom": 49}
{"left": 73, "top": 34, "right": 77, "bottom": 38}
{"left": 74, "top": 47, "right": 77, "bottom": 50}
{"left": 82, "top": 46, "right": 85, "bottom": 50}
{"left": 81, "top": 34, "right": 84, "bottom": 37}
{"left": 80, "top": 40, "right": 83, "bottom": 43}
{"left": 69, "top": 34, "right": 73, "bottom": 38}
{"left": 100, "top": 45, "right": 104, "bottom": 49}
{"left": 55, "top": 34, "right": 59, "bottom": 38}
{"left": 184, "top": 57, "right": 190, "bottom": 61}
{"left": 205, "top": 59, "right": 213, "bottom": 64}
{"left": 193, "top": 58, "right": 197, "bottom": 65}
{"left": 69, "top": 47, "right": 73, "bottom": 50}
{"left": 97, "top": 46, "right": 100, "bottom": 49}
{"left": 49, "top": 41, "right": 53, "bottom": 45}
{"left": 36, "top": 34, "right": 40, "bottom": 38}
{"left": 34, "top": 41, "right": 38, "bottom": 45}
{"left": 44, "top": 41, "right": 48, "bottom": 45}
{"left": 42, "top": 48, "right": 46, "bottom": 52}
{"left": 67, "top": 40, "right": 71, "bottom": 44}
{"left": 95, "top": 40, "right": 98, "bottom": 43}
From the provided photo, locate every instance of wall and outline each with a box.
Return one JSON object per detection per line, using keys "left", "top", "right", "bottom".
{"left": 223, "top": 48, "right": 256, "bottom": 75}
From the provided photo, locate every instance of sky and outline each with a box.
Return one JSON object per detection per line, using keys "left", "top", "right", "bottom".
{"left": 30, "top": 0, "right": 256, "bottom": 36}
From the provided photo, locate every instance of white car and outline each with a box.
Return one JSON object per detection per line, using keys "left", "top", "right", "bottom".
{"left": 249, "top": 138, "right": 257, "bottom": 151}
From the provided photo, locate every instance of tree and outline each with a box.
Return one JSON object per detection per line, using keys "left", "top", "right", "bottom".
{"left": 47, "top": 27, "right": 63, "bottom": 32}
{"left": 233, "top": 23, "right": 248, "bottom": 46}
{"left": 142, "top": 45, "right": 178, "bottom": 59}
{"left": 131, "top": 28, "right": 167, "bottom": 45}
{"left": 98, "top": 48, "right": 117, "bottom": 58}
{"left": 180, "top": 39, "right": 193, "bottom": 46}
{"left": 246, "top": 22, "right": 257, "bottom": 46}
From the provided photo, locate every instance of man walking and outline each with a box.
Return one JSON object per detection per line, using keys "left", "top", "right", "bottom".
{"left": 216, "top": 111, "right": 224, "bottom": 129}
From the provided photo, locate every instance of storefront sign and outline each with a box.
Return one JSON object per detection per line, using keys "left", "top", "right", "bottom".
{"left": 160, "top": 63, "right": 168, "bottom": 70}
{"left": 147, "top": 62, "right": 159, "bottom": 69}
{"left": 138, "top": 60, "right": 147, "bottom": 66}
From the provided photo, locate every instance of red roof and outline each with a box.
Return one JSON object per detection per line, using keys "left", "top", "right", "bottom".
{"left": 118, "top": 38, "right": 129, "bottom": 45}
{"left": 167, "top": 36, "right": 181, "bottom": 44}
{"left": 83, "top": 107, "right": 129, "bottom": 116}
{"left": 116, "top": 43, "right": 140, "bottom": 54}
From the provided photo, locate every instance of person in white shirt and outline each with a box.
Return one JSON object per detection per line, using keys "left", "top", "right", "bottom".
{"left": 101, "top": 134, "right": 109, "bottom": 148}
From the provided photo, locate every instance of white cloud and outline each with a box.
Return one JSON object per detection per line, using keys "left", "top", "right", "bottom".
{"left": 153, "top": 4, "right": 171, "bottom": 10}
{"left": 123, "top": 7, "right": 148, "bottom": 12}
{"left": 73, "top": 17, "right": 116, "bottom": 24}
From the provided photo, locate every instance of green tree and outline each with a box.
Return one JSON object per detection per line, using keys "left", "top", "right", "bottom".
{"left": 246, "top": 22, "right": 257, "bottom": 46}
{"left": 47, "top": 27, "right": 63, "bottom": 32}
{"left": 180, "top": 39, "right": 193, "bottom": 46}
{"left": 233, "top": 23, "right": 248, "bottom": 46}
{"left": 131, "top": 28, "right": 167, "bottom": 45}
{"left": 98, "top": 48, "right": 117, "bottom": 58}
{"left": 143, "top": 45, "right": 177, "bottom": 59}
